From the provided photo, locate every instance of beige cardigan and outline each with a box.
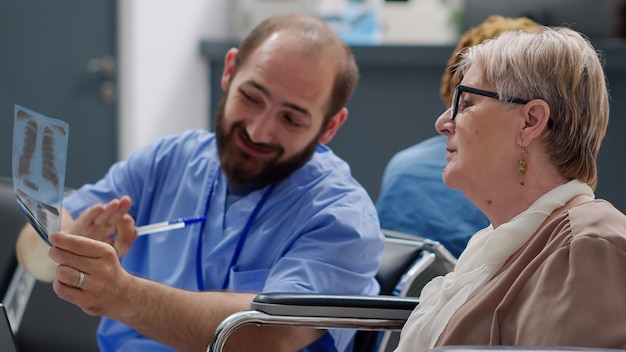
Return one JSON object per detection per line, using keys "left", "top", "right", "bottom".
{"left": 437, "top": 199, "right": 626, "bottom": 349}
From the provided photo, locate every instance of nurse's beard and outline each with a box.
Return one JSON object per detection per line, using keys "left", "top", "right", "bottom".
{"left": 213, "top": 93, "right": 320, "bottom": 189}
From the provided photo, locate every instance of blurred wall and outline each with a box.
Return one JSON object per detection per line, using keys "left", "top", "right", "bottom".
{"left": 117, "top": 0, "right": 233, "bottom": 159}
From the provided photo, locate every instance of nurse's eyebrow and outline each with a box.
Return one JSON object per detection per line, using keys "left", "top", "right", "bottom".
{"left": 247, "top": 80, "right": 312, "bottom": 119}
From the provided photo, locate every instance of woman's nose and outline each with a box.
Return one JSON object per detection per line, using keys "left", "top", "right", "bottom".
{"left": 435, "top": 108, "right": 454, "bottom": 135}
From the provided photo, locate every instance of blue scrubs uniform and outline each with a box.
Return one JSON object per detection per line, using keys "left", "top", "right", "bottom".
{"left": 64, "top": 130, "right": 384, "bottom": 352}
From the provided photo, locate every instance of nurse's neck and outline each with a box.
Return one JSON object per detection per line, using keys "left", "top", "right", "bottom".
{"left": 225, "top": 183, "right": 259, "bottom": 209}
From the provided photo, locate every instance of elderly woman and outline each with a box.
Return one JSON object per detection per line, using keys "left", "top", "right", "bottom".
{"left": 395, "top": 27, "right": 626, "bottom": 351}
{"left": 376, "top": 15, "right": 539, "bottom": 257}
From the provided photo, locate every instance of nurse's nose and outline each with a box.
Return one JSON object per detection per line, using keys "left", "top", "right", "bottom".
{"left": 246, "top": 110, "right": 276, "bottom": 144}
{"left": 435, "top": 108, "right": 455, "bottom": 136}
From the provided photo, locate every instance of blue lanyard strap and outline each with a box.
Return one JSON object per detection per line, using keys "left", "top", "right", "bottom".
{"left": 221, "top": 183, "right": 275, "bottom": 289}
{"left": 195, "top": 175, "right": 275, "bottom": 291}
{"left": 196, "top": 171, "right": 218, "bottom": 290}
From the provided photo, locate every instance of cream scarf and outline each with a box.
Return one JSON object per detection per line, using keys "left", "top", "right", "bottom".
{"left": 394, "top": 179, "right": 594, "bottom": 352}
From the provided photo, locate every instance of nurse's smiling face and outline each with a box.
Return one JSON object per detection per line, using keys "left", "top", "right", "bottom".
{"left": 215, "top": 31, "right": 346, "bottom": 189}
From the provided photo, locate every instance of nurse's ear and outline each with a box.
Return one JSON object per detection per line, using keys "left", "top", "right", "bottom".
{"left": 318, "top": 108, "right": 348, "bottom": 145}
{"left": 221, "top": 48, "right": 238, "bottom": 92}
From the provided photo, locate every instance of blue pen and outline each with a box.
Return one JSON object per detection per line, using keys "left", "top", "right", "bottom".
{"left": 109, "top": 216, "right": 206, "bottom": 240}
{"left": 135, "top": 216, "right": 207, "bottom": 236}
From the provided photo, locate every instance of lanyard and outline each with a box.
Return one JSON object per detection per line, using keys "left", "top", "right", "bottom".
{"left": 221, "top": 183, "right": 274, "bottom": 289}
{"left": 195, "top": 169, "right": 275, "bottom": 290}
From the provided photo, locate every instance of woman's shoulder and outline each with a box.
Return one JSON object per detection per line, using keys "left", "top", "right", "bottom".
{"left": 566, "top": 199, "right": 626, "bottom": 249}
{"left": 569, "top": 199, "right": 626, "bottom": 221}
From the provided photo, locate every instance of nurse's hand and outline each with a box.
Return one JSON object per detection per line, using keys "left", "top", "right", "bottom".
{"left": 49, "top": 231, "right": 134, "bottom": 318}
{"left": 71, "top": 196, "right": 137, "bottom": 257}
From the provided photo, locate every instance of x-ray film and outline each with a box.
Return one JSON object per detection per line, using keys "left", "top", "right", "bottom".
{"left": 12, "top": 105, "right": 69, "bottom": 246}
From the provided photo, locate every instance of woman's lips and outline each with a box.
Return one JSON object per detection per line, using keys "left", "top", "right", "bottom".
{"left": 445, "top": 147, "right": 457, "bottom": 161}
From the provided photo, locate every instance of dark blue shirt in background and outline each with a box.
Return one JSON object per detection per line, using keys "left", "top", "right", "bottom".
{"left": 376, "top": 135, "right": 490, "bottom": 257}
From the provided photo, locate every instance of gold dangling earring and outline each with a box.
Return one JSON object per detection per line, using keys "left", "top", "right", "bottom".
{"left": 518, "top": 147, "right": 528, "bottom": 175}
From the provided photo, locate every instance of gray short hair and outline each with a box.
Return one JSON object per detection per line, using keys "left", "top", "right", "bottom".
{"left": 456, "top": 27, "right": 609, "bottom": 189}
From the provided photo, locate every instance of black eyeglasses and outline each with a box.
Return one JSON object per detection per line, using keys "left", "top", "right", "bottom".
{"left": 451, "top": 85, "right": 530, "bottom": 121}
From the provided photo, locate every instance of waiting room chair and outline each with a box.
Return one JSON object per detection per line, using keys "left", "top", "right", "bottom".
{"left": 207, "top": 230, "right": 457, "bottom": 352}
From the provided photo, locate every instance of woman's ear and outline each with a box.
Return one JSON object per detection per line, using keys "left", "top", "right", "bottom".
{"left": 318, "top": 108, "right": 348, "bottom": 145}
{"left": 221, "top": 48, "right": 238, "bottom": 91}
{"left": 518, "top": 99, "right": 551, "bottom": 146}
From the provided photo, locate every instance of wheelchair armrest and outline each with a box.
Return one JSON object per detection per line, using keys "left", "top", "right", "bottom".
{"left": 252, "top": 292, "right": 419, "bottom": 320}
{"left": 207, "top": 293, "right": 419, "bottom": 352}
